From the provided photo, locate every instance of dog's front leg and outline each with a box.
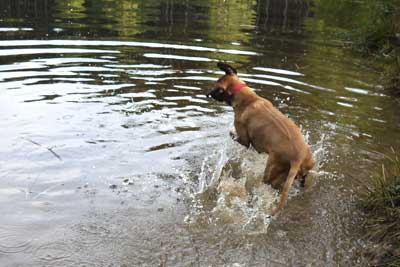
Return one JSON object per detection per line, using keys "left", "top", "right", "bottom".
{"left": 232, "top": 121, "right": 250, "bottom": 148}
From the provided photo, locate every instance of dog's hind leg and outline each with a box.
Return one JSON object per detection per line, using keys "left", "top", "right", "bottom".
{"left": 263, "top": 155, "right": 273, "bottom": 184}
{"left": 263, "top": 154, "right": 281, "bottom": 185}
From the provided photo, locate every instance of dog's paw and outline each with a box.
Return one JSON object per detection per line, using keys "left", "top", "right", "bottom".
{"left": 229, "top": 129, "right": 238, "bottom": 140}
{"left": 269, "top": 208, "right": 281, "bottom": 217}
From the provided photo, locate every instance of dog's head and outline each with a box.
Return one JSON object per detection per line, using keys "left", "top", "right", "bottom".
{"left": 206, "top": 62, "right": 239, "bottom": 105}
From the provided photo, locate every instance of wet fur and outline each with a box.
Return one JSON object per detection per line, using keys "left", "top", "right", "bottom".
{"left": 209, "top": 63, "right": 315, "bottom": 215}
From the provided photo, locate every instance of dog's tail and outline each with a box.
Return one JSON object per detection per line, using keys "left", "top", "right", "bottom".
{"left": 273, "top": 160, "right": 301, "bottom": 214}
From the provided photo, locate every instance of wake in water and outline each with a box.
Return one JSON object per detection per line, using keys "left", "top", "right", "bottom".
{"left": 183, "top": 130, "right": 327, "bottom": 234}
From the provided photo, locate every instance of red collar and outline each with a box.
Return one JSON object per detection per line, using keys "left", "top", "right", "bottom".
{"left": 228, "top": 83, "right": 247, "bottom": 95}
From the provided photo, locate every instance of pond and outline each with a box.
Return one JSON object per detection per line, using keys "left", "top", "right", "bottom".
{"left": 1, "top": 0, "right": 399, "bottom": 266}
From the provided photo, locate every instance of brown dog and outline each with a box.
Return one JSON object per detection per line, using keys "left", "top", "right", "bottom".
{"left": 207, "top": 62, "right": 315, "bottom": 215}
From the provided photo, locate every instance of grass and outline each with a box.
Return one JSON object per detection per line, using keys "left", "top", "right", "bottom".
{"left": 359, "top": 149, "right": 400, "bottom": 266}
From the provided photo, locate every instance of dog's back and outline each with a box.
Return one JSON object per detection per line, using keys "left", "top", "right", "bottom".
{"left": 240, "top": 97, "right": 309, "bottom": 162}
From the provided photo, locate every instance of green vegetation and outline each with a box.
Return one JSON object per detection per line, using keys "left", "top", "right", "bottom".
{"left": 359, "top": 150, "right": 400, "bottom": 266}
{"left": 314, "top": 0, "right": 399, "bottom": 53}
{"left": 313, "top": 0, "right": 400, "bottom": 91}
{"left": 350, "top": 0, "right": 399, "bottom": 55}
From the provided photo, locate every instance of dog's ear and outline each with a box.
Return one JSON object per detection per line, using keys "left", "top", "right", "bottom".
{"left": 217, "top": 62, "right": 237, "bottom": 75}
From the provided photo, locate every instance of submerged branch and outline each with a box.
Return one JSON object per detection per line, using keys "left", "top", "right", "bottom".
{"left": 21, "top": 137, "right": 62, "bottom": 161}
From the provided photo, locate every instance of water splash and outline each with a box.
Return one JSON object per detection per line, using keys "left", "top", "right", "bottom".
{"left": 184, "top": 130, "right": 328, "bottom": 233}
{"left": 184, "top": 137, "right": 277, "bottom": 233}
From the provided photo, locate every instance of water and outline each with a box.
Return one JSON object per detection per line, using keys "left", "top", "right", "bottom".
{"left": 1, "top": 0, "right": 400, "bottom": 266}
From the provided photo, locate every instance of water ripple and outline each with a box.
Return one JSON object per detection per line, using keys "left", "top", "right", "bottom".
{"left": 143, "top": 53, "right": 215, "bottom": 62}
{"left": 68, "top": 262, "right": 98, "bottom": 267}
{"left": 50, "top": 66, "right": 123, "bottom": 73}
{"left": 34, "top": 242, "right": 74, "bottom": 262}
{"left": 32, "top": 57, "right": 113, "bottom": 65}
{"left": 120, "top": 92, "right": 157, "bottom": 98}
{"left": 0, "top": 39, "right": 259, "bottom": 56}
{"left": 253, "top": 66, "right": 304, "bottom": 76}
{"left": 105, "top": 63, "right": 170, "bottom": 69}
{"left": 0, "top": 225, "right": 32, "bottom": 254}
{"left": 126, "top": 69, "right": 177, "bottom": 76}
{"left": 0, "top": 62, "right": 47, "bottom": 72}
{"left": 345, "top": 86, "right": 385, "bottom": 97}
{"left": 164, "top": 96, "right": 208, "bottom": 104}
{"left": 129, "top": 75, "right": 215, "bottom": 82}
{"left": 0, "top": 71, "right": 77, "bottom": 82}
{"left": 0, "top": 27, "right": 33, "bottom": 32}
{"left": 0, "top": 48, "right": 120, "bottom": 57}
{"left": 241, "top": 73, "right": 335, "bottom": 93}
{"left": 71, "top": 222, "right": 123, "bottom": 247}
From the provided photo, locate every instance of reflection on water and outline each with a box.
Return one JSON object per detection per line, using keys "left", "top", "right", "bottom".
{"left": 255, "top": 0, "right": 311, "bottom": 34}
{"left": 1, "top": 0, "right": 400, "bottom": 266}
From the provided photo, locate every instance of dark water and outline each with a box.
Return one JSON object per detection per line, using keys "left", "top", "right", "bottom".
{"left": 1, "top": 0, "right": 399, "bottom": 266}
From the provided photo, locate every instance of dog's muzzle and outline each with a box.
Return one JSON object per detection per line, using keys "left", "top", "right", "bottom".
{"left": 206, "top": 87, "right": 233, "bottom": 104}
